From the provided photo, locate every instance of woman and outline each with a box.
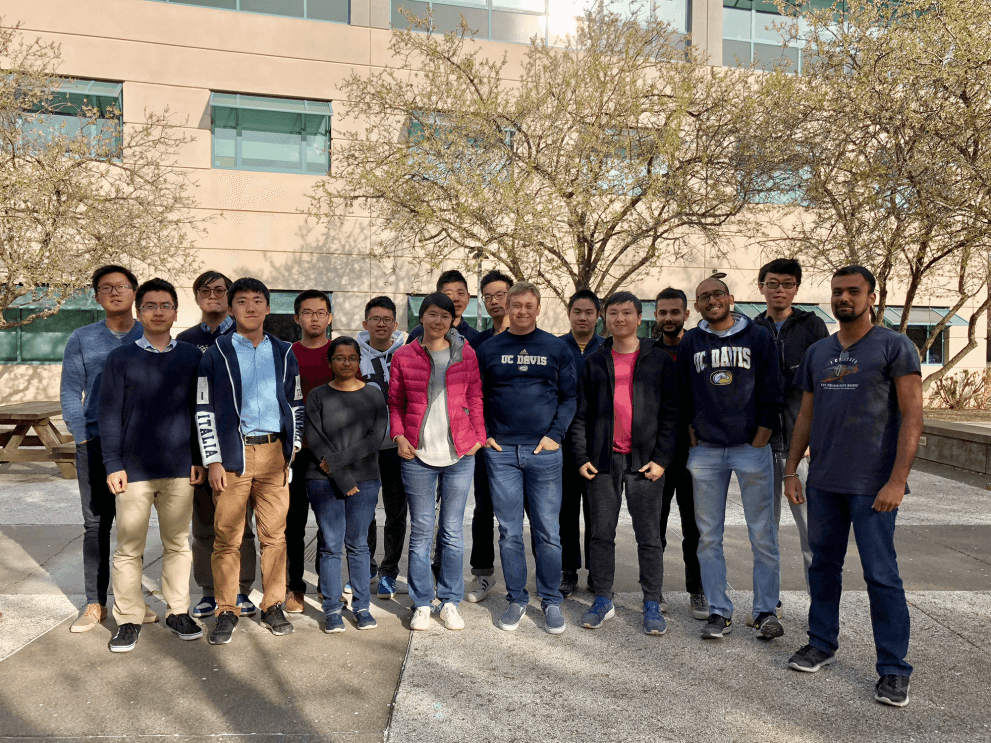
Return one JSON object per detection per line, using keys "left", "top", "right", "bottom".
{"left": 305, "top": 336, "right": 388, "bottom": 633}
{"left": 389, "top": 293, "right": 487, "bottom": 631}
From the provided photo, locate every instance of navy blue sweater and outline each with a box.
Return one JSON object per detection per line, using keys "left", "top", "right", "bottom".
{"left": 475, "top": 328, "right": 577, "bottom": 445}
{"left": 676, "top": 314, "right": 784, "bottom": 447}
{"left": 176, "top": 319, "right": 235, "bottom": 354}
{"left": 98, "top": 342, "right": 202, "bottom": 481}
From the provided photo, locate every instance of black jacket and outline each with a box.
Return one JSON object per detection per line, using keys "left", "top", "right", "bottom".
{"left": 568, "top": 337, "right": 679, "bottom": 474}
{"left": 753, "top": 307, "right": 829, "bottom": 450}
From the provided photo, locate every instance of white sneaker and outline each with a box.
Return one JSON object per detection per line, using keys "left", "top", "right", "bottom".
{"left": 439, "top": 603, "right": 465, "bottom": 631}
{"left": 410, "top": 606, "right": 432, "bottom": 631}
{"left": 465, "top": 574, "right": 495, "bottom": 603}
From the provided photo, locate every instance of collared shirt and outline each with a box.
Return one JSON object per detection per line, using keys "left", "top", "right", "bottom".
{"left": 135, "top": 335, "right": 177, "bottom": 353}
{"left": 232, "top": 333, "right": 281, "bottom": 437}
{"left": 201, "top": 315, "right": 234, "bottom": 335}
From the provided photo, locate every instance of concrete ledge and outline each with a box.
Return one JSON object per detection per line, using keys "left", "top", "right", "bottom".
{"left": 917, "top": 419, "right": 991, "bottom": 475}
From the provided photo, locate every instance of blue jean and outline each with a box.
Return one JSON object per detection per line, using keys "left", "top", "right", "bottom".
{"left": 806, "top": 486, "right": 912, "bottom": 677}
{"left": 403, "top": 455, "right": 475, "bottom": 608}
{"left": 687, "top": 442, "right": 779, "bottom": 620}
{"left": 484, "top": 445, "right": 563, "bottom": 609}
{"left": 306, "top": 478, "right": 380, "bottom": 614}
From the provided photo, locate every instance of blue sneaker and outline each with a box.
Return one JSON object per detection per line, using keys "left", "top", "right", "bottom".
{"left": 581, "top": 596, "right": 615, "bottom": 629}
{"left": 191, "top": 595, "right": 216, "bottom": 619}
{"left": 354, "top": 608, "right": 378, "bottom": 630}
{"left": 343, "top": 582, "right": 353, "bottom": 595}
{"left": 377, "top": 576, "right": 397, "bottom": 599}
{"left": 323, "top": 612, "right": 345, "bottom": 634}
{"left": 643, "top": 601, "right": 667, "bottom": 635}
{"left": 543, "top": 605, "right": 566, "bottom": 635}
{"left": 236, "top": 594, "right": 256, "bottom": 617}
{"left": 498, "top": 603, "right": 526, "bottom": 632}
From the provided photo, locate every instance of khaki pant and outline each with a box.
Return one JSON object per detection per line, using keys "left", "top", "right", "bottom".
{"left": 111, "top": 477, "right": 194, "bottom": 625}
{"left": 191, "top": 482, "right": 256, "bottom": 594}
{"left": 213, "top": 441, "right": 289, "bottom": 615}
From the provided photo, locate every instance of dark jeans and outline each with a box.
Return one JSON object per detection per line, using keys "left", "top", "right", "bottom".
{"left": 560, "top": 447, "right": 591, "bottom": 575}
{"left": 372, "top": 448, "right": 407, "bottom": 579}
{"left": 806, "top": 486, "right": 912, "bottom": 677}
{"left": 469, "top": 451, "right": 496, "bottom": 576}
{"left": 76, "top": 438, "right": 115, "bottom": 606}
{"left": 286, "top": 450, "right": 316, "bottom": 593}
{"left": 659, "top": 458, "right": 703, "bottom": 595}
{"left": 588, "top": 452, "right": 665, "bottom": 603}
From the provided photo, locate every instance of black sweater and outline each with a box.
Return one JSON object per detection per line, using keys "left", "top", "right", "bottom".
{"left": 568, "top": 338, "right": 680, "bottom": 473}
{"left": 304, "top": 384, "right": 388, "bottom": 494}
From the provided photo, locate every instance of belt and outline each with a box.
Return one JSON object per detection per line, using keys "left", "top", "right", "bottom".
{"left": 244, "top": 433, "right": 280, "bottom": 446}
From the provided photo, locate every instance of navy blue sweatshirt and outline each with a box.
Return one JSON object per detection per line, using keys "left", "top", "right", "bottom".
{"left": 475, "top": 328, "right": 577, "bottom": 445}
{"left": 98, "top": 341, "right": 202, "bottom": 481}
{"left": 176, "top": 317, "right": 235, "bottom": 354}
{"left": 676, "top": 313, "right": 784, "bottom": 447}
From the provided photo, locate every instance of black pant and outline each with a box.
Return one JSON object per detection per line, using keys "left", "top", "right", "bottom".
{"left": 588, "top": 452, "right": 665, "bottom": 603}
{"left": 469, "top": 452, "right": 496, "bottom": 576}
{"left": 370, "top": 448, "right": 407, "bottom": 579}
{"left": 287, "top": 449, "right": 316, "bottom": 593}
{"left": 659, "top": 458, "right": 703, "bottom": 595}
{"left": 560, "top": 447, "right": 591, "bottom": 574}
{"left": 76, "top": 438, "right": 116, "bottom": 606}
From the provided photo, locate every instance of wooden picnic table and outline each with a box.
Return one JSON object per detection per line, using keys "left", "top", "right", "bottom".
{"left": 0, "top": 401, "right": 76, "bottom": 479}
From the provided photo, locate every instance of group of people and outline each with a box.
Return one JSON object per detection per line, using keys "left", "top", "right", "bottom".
{"left": 59, "top": 257, "right": 922, "bottom": 709}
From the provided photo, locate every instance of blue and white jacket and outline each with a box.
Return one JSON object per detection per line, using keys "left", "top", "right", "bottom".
{"left": 195, "top": 332, "right": 304, "bottom": 476}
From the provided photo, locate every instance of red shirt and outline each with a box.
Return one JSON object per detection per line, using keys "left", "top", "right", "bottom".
{"left": 611, "top": 348, "right": 638, "bottom": 454}
{"left": 292, "top": 341, "right": 333, "bottom": 403}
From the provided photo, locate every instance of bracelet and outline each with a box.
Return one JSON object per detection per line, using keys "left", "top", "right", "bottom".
{"left": 783, "top": 473, "right": 799, "bottom": 479}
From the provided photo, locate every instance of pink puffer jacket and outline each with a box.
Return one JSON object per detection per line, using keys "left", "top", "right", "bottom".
{"left": 388, "top": 331, "right": 486, "bottom": 457}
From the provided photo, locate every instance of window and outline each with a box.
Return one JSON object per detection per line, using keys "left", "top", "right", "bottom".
{"left": 20, "top": 78, "right": 123, "bottom": 158}
{"left": 150, "top": 0, "right": 349, "bottom": 23}
{"left": 882, "top": 306, "right": 967, "bottom": 366}
{"left": 210, "top": 93, "right": 332, "bottom": 175}
{"left": 264, "top": 291, "right": 333, "bottom": 343}
{"left": 1, "top": 292, "right": 105, "bottom": 365}
{"left": 407, "top": 294, "right": 492, "bottom": 332}
{"left": 733, "top": 302, "right": 836, "bottom": 324}
{"left": 722, "top": 0, "right": 830, "bottom": 73}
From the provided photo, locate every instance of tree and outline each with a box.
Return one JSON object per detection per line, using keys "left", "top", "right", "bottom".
{"left": 757, "top": 0, "right": 991, "bottom": 391}
{"left": 0, "top": 20, "right": 205, "bottom": 329}
{"left": 308, "top": 6, "right": 785, "bottom": 306}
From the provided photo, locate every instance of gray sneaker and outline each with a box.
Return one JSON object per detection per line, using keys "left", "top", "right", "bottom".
{"left": 466, "top": 574, "right": 496, "bottom": 603}
{"left": 498, "top": 602, "right": 526, "bottom": 631}
{"left": 543, "top": 605, "right": 566, "bottom": 635}
{"left": 690, "top": 593, "right": 708, "bottom": 620}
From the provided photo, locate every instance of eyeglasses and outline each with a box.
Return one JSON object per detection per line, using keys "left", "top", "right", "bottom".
{"left": 299, "top": 310, "right": 330, "bottom": 319}
{"left": 366, "top": 316, "right": 395, "bottom": 325}
{"left": 139, "top": 303, "right": 175, "bottom": 312}
{"left": 482, "top": 291, "right": 507, "bottom": 303}
{"left": 696, "top": 291, "right": 728, "bottom": 303}
{"left": 760, "top": 280, "right": 797, "bottom": 291}
{"left": 331, "top": 355, "right": 360, "bottom": 364}
{"left": 97, "top": 284, "right": 133, "bottom": 295}
{"left": 197, "top": 287, "right": 228, "bottom": 298}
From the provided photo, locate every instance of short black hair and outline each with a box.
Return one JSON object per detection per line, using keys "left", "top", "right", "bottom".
{"left": 833, "top": 265, "right": 876, "bottom": 293}
{"left": 759, "top": 258, "right": 802, "bottom": 285}
{"left": 696, "top": 277, "right": 730, "bottom": 296}
{"left": 92, "top": 265, "right": 138, "bottom": 293}
{"left": 480, "top": 269, "right": 514, "bottom": 292}
{"left": 192, "top": 270, "right": 232, "bottom": 295}
{"left": 228, "top": 277, "right": 270, "bottom": 305}
{"left": 135, "top": 278, "right": 178, "bottom": 308}
{"left": 294, "top": 290, "right": 331, "bottom": 316}
{"left": 654, "top": 287, "right": 688, "bottom": 309}
{"left": 418, "top": 292, "right": 456, "bottom": 322}
{"left": 602, "top": 291, "right": 642, "bottom": 315}
{"left": 436, "top": 270, "right": 469, "bottom": 292}
{"left": 365, "top": 296, "right": 397, "bottom": 320}
{"left": 568, "top": 289, "right": 601, "bottom": 312}
{"left": 326, "top": 336, "right": 361, "bottom": 365}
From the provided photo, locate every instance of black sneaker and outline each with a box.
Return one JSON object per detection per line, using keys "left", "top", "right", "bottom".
{"left": 754, "top": 612, "right": 784, "bottom": 639}
{"left": 166, "top": 612, "right": 203, "bottom": 641}
{"left": 559, "top": 572, "right": 578, "bottom": 598}
{"left": 788, "top": 644, "right": 836, "bottom": 673}
{"left": 261, "top": 603, "right": 294, "bottom": 636}
{"left": 209, "top": 611, "right": 238, "bottom": 645}
{"left": 875, "top": 675, "right": 910, "bottom": 707}
{"left": 701, "top": 614, "right": 732, "bottom": 639}
{"left": 109, "top": 623, "right": 140, "bottom": 653}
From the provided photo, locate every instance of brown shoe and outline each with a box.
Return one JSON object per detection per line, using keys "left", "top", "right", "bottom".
{"left": 70, "top": 603, "right": 107, "bottom": 633}
{"left": 284, "top": 591, "right": 305, "bottom": 614}
{"left": 143, "top": 604, "right": 159, "bottom": 624}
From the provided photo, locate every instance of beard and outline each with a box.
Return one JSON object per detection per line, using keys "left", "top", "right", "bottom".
{"left": 835, "top": 304, "right": 869, "bottom": 323}
{"left": 661, "top": 323, "right": 684, "bottom": 338}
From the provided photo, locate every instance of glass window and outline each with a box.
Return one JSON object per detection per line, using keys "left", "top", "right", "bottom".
{"left": 0, "top": 292, "right": 104, "bottom": 365}
{"left": 308, "top": 0, "right": 350, "bottom": 22}
{"left": 240, "top": 0, "right": 305, "bottom": 16}
{"left": 264, "top": 290, "right": 333, "bottom": 343}
{"left": 406, "top": 295, "right": 492, "bottom": 332}
{"left": 158, "top": 0, "right": 348, "bottom": 21}
{"left": 491, "top": 10, "right": 543, "bottom": 43}
{"left": 20, "top": 78, "right": 124, "bottom": 158}
{"left": 905, "top": 326, "right": 944, "bottom": 366}
{"left": 722, "top": 1, "right": 806, "bottom": 72}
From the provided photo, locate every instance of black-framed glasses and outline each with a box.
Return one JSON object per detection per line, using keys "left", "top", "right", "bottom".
{"left": 696, "top": 291, "right": 728, "bottom": 303}
{"left": 366, "top": 316, "right": 395, "bottom": 325}
{"left": 760, "top": 280, "right": 797, "bottom": 291}
{"left": 299, "top": 310, "right": 330, "bottom": 319}
{"left": 97, "top": 284, "right": 133, "bottom": 295}
{"left": 483, "top": 291, "right": 508, "bottom": 303}
{"left": 331, "top": 355, "right": 360, "bottom": 364}
{"left": 139, "top": 303, "right": 176, "bottom": 312}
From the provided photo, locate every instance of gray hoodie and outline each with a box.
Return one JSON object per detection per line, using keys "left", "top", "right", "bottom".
{"left": 357, "top": 329, "right": 405, "bottom": 449}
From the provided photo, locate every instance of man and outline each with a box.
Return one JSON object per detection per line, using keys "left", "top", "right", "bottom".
{"left": 464, "top": 270, "right": 514, "bottom": 602}
{"left": 408, "top": 270, "right": 480, "bottom": 344}
{"left": 99, "top": 278, "right": 206, "bottom": 652}
{"left": 569, "top": 292, "right": 678, "bottom": 636}
{"left": 677, "top": 277, "right": 785, "bottom": 641}
{"left": 61, "top": 265, "right": 144, "bottom": 633}
{"left": 784, "top": 266, "right": 922, "bottom": 709}
{"left": 653, "top": 287, "right": 706, "bottom": 620}
{"left": 285, "top": 290, "right": 334, "bottom": 613}
{"left": 557, "top": 290, "right": 605, "bottom": 597}
{"left": 177, "top": 271, "right": 258, "bottom": 620}
{"left": 753, "top": 258, "right": 828, "bottom": 608}
{"left": 475, "top": 282, "right": 577, "bottom": 635}
{"left": 356, "top": 296, "right": 408, "bottom": 600}
{"left": 196, "top": 277, "right": 304, "bottom": 645}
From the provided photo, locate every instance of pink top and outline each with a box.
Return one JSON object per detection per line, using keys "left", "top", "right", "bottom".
{"left": 611, "top": 348, "right": 639, "bottom": 454}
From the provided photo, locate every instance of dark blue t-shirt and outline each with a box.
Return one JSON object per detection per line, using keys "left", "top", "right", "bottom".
{"left": 797, "top": 326, "right": 921, "bottom": 495}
